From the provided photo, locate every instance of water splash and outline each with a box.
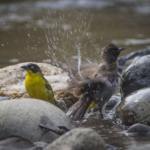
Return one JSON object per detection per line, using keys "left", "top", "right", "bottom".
{"left": 43, "top": 10, "right": 94, "bottom": 67}
{"left": 77, "top": 43, "right": 84, "bottom": 79}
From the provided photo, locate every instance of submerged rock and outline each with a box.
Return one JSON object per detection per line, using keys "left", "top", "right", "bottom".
{"left": 44, "top": 128, "right": 107, "bottom": 150}
{"left": 0, "top": 62, "right": 77, "bottom": 107}
{"left": 121, "top": 55, "right": 150, "bottom": 99}
{"left": 117, "top": 88, "right": 150, "bottom": 125}
{"left": 0, "top": 98, "right": 76, "bottom": 143}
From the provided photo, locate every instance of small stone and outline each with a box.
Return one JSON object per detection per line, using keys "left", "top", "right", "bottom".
{"left": 56, "top": 99, "right": 67, "bottom": 111}
{"left": 126, "top": 123, "right": 150, "bottom": 135}
{"left": 34, "top": 141, "right": 49, "bottom": 149}
{"left": 105, "top": 97, "right": 120, "bottom": 111}
{"left": 44, "top": 128, "right": 107, "bottom": 150}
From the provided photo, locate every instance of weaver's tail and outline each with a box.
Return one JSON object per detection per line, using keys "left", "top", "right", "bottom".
{"left": 66, "top": 98, "right": 91, "bottom": 121}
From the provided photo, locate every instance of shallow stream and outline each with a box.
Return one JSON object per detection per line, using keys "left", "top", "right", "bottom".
{"left": 1, "top": 0, "right": 150, "bottom": 149}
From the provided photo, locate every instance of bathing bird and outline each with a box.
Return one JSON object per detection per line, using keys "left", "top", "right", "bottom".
{"left": 66, "top": 44, "right": 125, "bottom": 120}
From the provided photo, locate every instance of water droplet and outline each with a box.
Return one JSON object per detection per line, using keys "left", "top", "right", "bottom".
{"left": 2, "top": 44, "right": 4, "bottom": 46}
{"left": 28, "top": 34, "right": 30, "bottom": 36}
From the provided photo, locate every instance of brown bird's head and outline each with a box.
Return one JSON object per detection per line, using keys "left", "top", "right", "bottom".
{"left": 101, "top": 44, "right": 125, "bottom": 64}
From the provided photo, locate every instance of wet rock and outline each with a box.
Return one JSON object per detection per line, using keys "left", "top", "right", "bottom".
{"left": 121, "top": 55, "right": 150, "bottom": 99}
{"left": 103, "top": 95, "right": 121, "bottom": 120}
{"left": 0, "top": 62, "right": 77, "bottom": 107}
{"left": 105, "top": 96, "right": 120, "bottom": 111}
{"left": 0, "top": 137, "right": 49, "bottom": 150}
{"left": 0, "top": 98, "right": 76, "bottom": 143}
{"left": 116, "top": 88, "right": 150, "bottom": 125}
{"left": 107, "top": 144, "right": 121, "bottom": 150}
{"left": 129, "top": 144, "right": 150, "bottom": 150}
{"left": 0, "top": 137, "right": 35, "bottom": 150}
{"left": 126, "top": 123, "right": 150, "bottom": 135}
{"left": 56, "top": 99, "right": 67, "bottom": 111}
{"left": 33, "top": 141, "right": 49, "bottom": 149}
{"left": 44, "top": 128, "right": 107, "bottom": 150}
{"left": 117, "top": 48, "right": 150, "bottom": 73}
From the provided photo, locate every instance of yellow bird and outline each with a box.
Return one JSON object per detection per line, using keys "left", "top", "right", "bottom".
{"left": 21, "top": 63, "right": 60, "bottom": 107}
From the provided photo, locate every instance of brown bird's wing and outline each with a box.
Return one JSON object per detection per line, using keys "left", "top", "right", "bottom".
{"left": 66, "top": 77, "right": 112, "bottom": 120}
{"left": 67, "top": 65, "right": 101, "bottom": 90}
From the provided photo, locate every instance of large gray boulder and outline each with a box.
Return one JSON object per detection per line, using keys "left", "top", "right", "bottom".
{"left": 44, "top": 128, "right": 107, "bottom": 150}
{"left": 0, "top": 62, "right": 76, "bottom": 107}
{"left": 0, "top": 98, "right": 76, "bottom": 143}
{"left": 121, "top": 55, "right": 150, "bottom": 99}
{"left": 117, "top": 88, "right": 150, "bottom": 125}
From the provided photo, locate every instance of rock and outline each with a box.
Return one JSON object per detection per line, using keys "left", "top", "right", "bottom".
{"left": 0, "top": 137, "right": 48, "bottom": 150}
{"left": 0, "top": 98, "right": 76, "bottom": 143}
{"left": 129, "top": 144, "right": 150, "bottom": 150}
{"left": 0, "top": 137, "right": 34, "bottom": 150}
{"left": 33, "top": 141, "right": 49, "bottom": 149}
{"left": 106, "top": 144, "right": 120, "bottom": 150}
{"left": 105, "top": 96, "right": 120, "bottom": 111}
{"left": 121, "top": 55, "right": 150, "bottom": 99}
{"left": 56, "top": 99, "right": 67, "bottom": 111}
{"left": 0, "top": 62, "right": 77, "bottom": 107}
{"left": 44, "top": 128, "right": 107, "bottom": 150}
{"left": 116, "top": 88, "right": 150, "bottom": 125}
{"left": 126, "top": 123, "right": 150, "bottom": 136}
{"left": 117, "top": 48, "right": 150, "bottom": 74}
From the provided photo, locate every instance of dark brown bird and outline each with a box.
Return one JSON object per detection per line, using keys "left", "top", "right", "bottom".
{"left": 66, "top": 44, "right": 125, "bottom": 120}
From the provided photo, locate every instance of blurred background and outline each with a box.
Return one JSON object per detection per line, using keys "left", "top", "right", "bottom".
{"left": 0, "top": 0, "right": 150, "bottom": 68}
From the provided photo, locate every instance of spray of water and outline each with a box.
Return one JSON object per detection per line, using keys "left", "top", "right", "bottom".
{"left": 77, "top": 43, "right": 84, "bottom": 79}
{"left": 43, "top": 10, "right": 95, "bottom": 68}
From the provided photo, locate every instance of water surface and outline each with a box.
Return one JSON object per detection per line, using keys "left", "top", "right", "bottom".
{"left": 0, "top": 0, "right": 150, "bottom": 149}
{"left": 1, "top": 0, "right": 150, "bottom": 68}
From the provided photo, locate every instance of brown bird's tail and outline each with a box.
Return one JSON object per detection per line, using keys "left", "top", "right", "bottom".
{"left": 66, "top": 98, "right": 92, "bottom": 121}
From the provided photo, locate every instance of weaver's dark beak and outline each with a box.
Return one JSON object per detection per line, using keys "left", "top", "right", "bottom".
{"left": 118, "top": 47, "right": 125, "bottom": 52}
{"left": 21, "top": 65, "right": 29, "bottom": 70}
